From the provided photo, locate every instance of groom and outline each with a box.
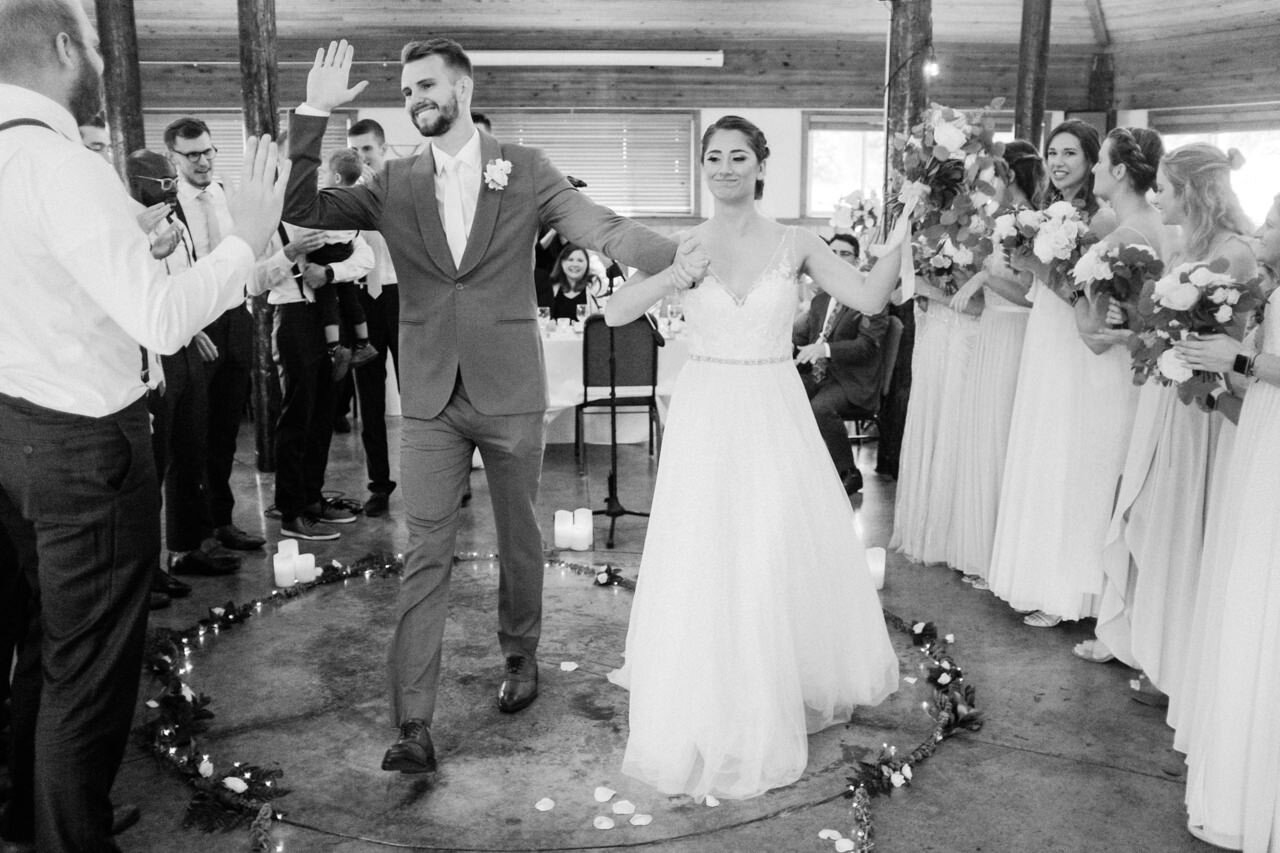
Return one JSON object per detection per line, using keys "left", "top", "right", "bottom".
{"left": 284, "top": 40, "right": 685, "bottom": 773}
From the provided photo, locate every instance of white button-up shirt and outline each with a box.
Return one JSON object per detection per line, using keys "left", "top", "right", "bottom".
{"left": 0, "top": 84, "right": 260, "bottom": 416}
{"left": 431, "top": 130, "right": 482, "bottom": 248}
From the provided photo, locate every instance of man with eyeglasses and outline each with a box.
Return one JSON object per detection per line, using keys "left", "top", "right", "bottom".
{"left": 164, "top": 117, "right": 269, "bottom": 563}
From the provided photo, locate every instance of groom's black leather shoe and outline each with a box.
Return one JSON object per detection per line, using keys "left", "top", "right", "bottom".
{"left": 497, "top": 655, "right": 538, "bottom": 713}
{"left": 380, "top": 719, "right": 437, "bottom": 774}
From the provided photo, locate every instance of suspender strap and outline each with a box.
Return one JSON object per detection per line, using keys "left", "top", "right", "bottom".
{"left": 0, "top": 118, "right": 56, "bottom": 133}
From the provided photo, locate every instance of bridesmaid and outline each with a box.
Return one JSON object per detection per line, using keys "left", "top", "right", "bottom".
{"left": 1083, "top": 144, "right": 1254, "bottom": 716}
{"left": 1173, "top": 189, "right": 1277, "bottom": 852}
{"left": 947, "top": 141, "right": 1045, "bottom": 585}
{"left": 986, "top": 120, "right": 1118, "bottom": 628}
{"left": 889, "top": 208, "right": 982, "bottom": 565}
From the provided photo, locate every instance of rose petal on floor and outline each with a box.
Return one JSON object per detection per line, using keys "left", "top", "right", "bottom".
{"left": 612, "top": 799, "right": 636, "bottom": 815}
{"left": 630, "top": 813, "right": 653, "bottom": 826}
{"left": 594, "top": 786, "right": 616, "bottom": 803}
{"left": 818, "top": 829, "right": 842, "bottom": 840}
{"left": 835, "top": 839, "right": 856, "bottom": 852}
{"left": 534, "top": 798, "right": 555, "bottom": 812}
{"left": 593, "top": 816, "right": 615, "bottom": 830}
{"left": 705, "top": 795, "right": 720, "bottom": 807}
{"left": 560, "top": 661, "right": 579, "bottom": 672}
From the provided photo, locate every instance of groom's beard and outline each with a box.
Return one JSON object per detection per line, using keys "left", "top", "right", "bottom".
{"left": 410, "top": 95, "right": 459, "bottom": 138}
{"left": 69, "top": 47, "right": 103, "bottom": 127}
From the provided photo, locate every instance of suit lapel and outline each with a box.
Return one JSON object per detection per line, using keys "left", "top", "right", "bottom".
{"left": 457, "top": 132, "right": 503, "bottom": 278}
{"left": 410, "top": 146, "right": 458, "bottom": 277}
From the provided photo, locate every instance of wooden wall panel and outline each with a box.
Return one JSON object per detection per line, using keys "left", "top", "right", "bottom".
{"left": 1113, "top": 24, "right": 1280, "bottom": 110}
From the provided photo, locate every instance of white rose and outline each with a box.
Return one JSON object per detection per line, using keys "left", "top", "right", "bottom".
{"left": 1157, "top": 348, "right": 1194, "bottom": 383}
{"left": 890, "top": 771, "right": 906, "bottom": 788}
{"left": 900, "top": 180, "right": 931, "bottom": 209}
{"left": 992, "top": 214, "right": 1016, "bottom": 241}
{"left": 952, "top": 245, "right": 974, "bottom": 267}
{"left": 1187, "top": 266, "right": 1232, "bottom": 289}
{"left": 1155, "top": 278, "right": 1201, "bottom": 312}
{"left": 1215, "top": 304, "right": 1233, "bottom": 324}
{"left": 1208, "top": 287, "right": 1231, "bottom": 304}
{"left": 932, "top": 121, "right": 968, "bottom": 152}
{"left": 1072, "top": 248, "right": 1113, "bottom": 284}
{"left": 199, "top": 758, "right": 214, "bottom": 778}
{"left": 1224, "top": 288, "right": 1241, "bottom": 305}
{"left": 1016, "top": 209, "right": 1044, "bottom": 229}
{"left": 223, "top": 776, "right": 249, "bottom": 794}
{"left": 829, "top": 202, "right": 854, "bottom": 230}
{"left": 1044, "top": 200, "right": 1078, "bottom": 220}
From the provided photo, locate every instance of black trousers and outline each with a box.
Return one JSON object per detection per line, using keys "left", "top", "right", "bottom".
{"left": 0, "top": 392, "right": 155, "bottom": 853}
{"left": 801, "top": 373, "right": 869, "bottom": 478}
{"left": 273, "top": 302, "right": 335, "bottom": 519}
{"left": 352, "top": 283, "right": 400, "bottom": 494}
{"left": 150, "top": 344, "right": 213, "bottom": 551}
{"left": 203, "top": 306, "right": 253, "bottom": 528}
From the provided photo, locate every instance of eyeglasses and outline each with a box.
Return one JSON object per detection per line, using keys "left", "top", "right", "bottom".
{"left": 135, "top": 175, "right": 179, "bottom": 191}
{"left": 832, "top": 249, "right": 857, "bottom": 258}
{"left": 172, "top": 146, "right": 217, "bottom": 163}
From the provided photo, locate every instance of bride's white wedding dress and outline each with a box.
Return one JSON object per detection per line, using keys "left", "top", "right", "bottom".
{"left": 608, "top": 227, "right": 899, "bottom": 801}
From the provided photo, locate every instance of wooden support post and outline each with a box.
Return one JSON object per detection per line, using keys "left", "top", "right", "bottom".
{"left": 1014, "top": 0, "right": 1053, "bottom": 147}
{"left": 877, "top": 0, "right": 931, "bottom": 484}
{"left": 237, "top": 0, "right": 281, "bottom": 472}
{"left": 92, "top": 0, "right": 145, "bottom": 176}
{"left": 1088, "top": 52, "right": 1117, "bottom": 130}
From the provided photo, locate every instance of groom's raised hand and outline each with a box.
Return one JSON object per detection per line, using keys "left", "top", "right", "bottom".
{"left": 306, "top": 40, "right": 369, "bottom": 112}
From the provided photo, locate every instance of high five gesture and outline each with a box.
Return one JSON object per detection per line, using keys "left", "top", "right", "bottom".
{"left": 306, "top": 40, "right": 370, "bottom": 112}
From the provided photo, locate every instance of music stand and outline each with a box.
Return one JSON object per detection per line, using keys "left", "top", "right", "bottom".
{"left": 577, "top": 312, "right": 662, "bottom": 547}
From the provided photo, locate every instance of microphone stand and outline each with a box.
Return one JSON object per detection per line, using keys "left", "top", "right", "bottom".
{"left": 592, "top": 273, "right": 648, "bottom": 548}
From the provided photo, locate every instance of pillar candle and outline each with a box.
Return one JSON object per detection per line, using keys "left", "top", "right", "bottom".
{"left": 272, "top": 553, "right": 296, "bottom": 587}
{"left": 865, "top": 547, "right": 886, "bottom": 591}
{"left": 553, "top": 510, "right": 573, "bottom": 549}
{"left": 295, "top": 553, "right": 317, "bottom": 583}
{"left": 571, "top": 507, "right": 593, "bottom": 551}
{"left": 277, "top": 539, "right": 299, "bottom": 559}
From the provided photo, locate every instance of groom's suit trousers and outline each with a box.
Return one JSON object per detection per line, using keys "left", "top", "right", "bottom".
{"left": 388, "top": 375, "right": 545, "bottom": 725}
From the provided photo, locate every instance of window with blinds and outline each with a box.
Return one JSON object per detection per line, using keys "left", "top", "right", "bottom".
{"left": 143, "top": 110, "right": 355, "bottom": 189}
{"left": 484, "top": 111, "right": 695, "bottom": 217}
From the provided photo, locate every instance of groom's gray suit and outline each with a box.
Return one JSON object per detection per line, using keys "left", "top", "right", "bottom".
{"left": 284, "top": 113, "right": 676, "bottom": 725}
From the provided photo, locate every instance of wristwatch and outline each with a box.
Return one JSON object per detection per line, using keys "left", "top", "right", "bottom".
{"left": 324, "top": 265, "right": 335, "bottom": 285}
{"left": 1205, "top": 387, "right": 1226, "bottom": 411}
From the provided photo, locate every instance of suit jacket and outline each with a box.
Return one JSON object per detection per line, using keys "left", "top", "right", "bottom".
{"left": 284, "top": 114, "right": 677, "bottom": 419}
{"left": 793, "top": 292, "right": 889, "bottom": 413}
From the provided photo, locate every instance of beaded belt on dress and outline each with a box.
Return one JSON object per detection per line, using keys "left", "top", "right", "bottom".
{"left": 689, "top": 353, "right": 792, "bottom": 366}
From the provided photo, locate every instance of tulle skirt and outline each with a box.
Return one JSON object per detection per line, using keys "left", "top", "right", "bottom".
{"left": 609, "top": 357, "right": 899, "bottom": 801}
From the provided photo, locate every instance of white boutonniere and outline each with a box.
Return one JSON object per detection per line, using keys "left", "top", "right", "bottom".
{"left": 483, "top": 158, "right": 512, "bottom": 190}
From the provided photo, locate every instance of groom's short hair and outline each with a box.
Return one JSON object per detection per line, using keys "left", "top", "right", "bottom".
{"left": 401, "top": 38, "right": 472, "bottom": 79}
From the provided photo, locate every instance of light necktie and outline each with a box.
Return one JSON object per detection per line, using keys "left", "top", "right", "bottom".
{"left": 196, "top": 190, "right": 223, "bottom": 254}
{"left": 813, "top": 300, "right": 844, "bottom": 383}
{"left": 441, "top": 158, "right": 468, "bottom": 267}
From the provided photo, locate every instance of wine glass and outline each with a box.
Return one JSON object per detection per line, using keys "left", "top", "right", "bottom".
{"left": 576, "top": 304, "right": 588, "bottom": 324}
{"left": 537, "top": 306, "right": 551, "bottom": 331}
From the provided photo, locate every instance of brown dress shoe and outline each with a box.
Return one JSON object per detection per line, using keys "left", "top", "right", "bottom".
{"left": 497, "top": 655, "right": 539, "bottom": 713}
{"left": 380, "top": 719, "right": 437, "bottom": 774}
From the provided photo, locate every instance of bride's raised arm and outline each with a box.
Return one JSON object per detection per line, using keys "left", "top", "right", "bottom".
{"left": 605, "top": 233, "right": 708, "bottom": 326}
{"left": 799, "top": 212, "right": 913, "bottom": 315}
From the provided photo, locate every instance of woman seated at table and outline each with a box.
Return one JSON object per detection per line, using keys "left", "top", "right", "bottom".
{"left": 538, "top": 243, "right": 604, "bottom": 320}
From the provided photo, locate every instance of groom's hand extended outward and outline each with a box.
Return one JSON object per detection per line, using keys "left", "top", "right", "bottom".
{"left": 306, "top": 40, "right": 370, "bottom": 112}
{"left": 672, "top": 234, "right": 709, "bottom": 291}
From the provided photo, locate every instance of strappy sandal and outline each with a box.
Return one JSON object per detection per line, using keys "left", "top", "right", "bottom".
{"left": 1072, "top": 640, "right": 1115, "bottom": 663}
{"left": 1129, "top": 673, "right": 1168, "bottom": 707}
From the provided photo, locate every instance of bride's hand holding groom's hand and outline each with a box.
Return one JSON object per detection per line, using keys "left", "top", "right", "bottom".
{"left": 672, "top": 234, "right": 709, "bottom": 291}
{"left": 306, "top": 40, "right": 370, "bottom": 112}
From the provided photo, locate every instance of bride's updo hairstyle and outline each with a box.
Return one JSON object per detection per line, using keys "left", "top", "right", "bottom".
{"left": 1001, "top": 139, "right": 1047, "bottom": 208}
{"left": 1161, "top": 143, "right": 1253, "bottom": 260}
{"left": 1043, "top": 119, "right": 1102, "bottom": 216}
{"left": 701, "top": 115, "right": 770, "bottom": 200}
{"left": 1105, "top": 127, "right": 1163, "bottom": 194}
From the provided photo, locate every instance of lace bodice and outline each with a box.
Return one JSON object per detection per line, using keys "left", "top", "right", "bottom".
{"left": 681, "top": 227, "right": 800, "bottom": 362}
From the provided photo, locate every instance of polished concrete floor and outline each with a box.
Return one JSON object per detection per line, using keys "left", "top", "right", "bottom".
{"left": 103, "top": 418, "right": 1213, "bottom": 853}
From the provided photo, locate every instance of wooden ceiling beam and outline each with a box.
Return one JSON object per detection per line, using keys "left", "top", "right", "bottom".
{"left": 1084, "top": 0, "right": 1112, "bottom": 48}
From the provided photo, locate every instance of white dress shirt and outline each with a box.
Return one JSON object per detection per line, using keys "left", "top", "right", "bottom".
{"left": 0, "top": 84, "right": 264, "bottom": 417}
{"left": 266, "top": 226, "right": 375, "bottom": 305}
{"left": 431, "top": 131, "right": 482, "bottom": 258}
{"left": 176, "top": 179, "right": 235, "bottom": 260}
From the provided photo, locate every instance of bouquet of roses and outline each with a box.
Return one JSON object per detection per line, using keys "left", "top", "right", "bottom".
{"left": 829, "top": 189, "right": 881, "bottom": 237}
{"left": 1070, "top": 242, "right": 1164, "bottom": 327}
{"left": 1129, "top": 257, "right": 1266, "bottom": 400}
{"left": 989, "top": 205, "right": 1044, "bottom": 261}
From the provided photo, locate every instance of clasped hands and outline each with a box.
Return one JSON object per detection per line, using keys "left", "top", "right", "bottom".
{"left": 670, "top": 233, "right": 709, "bottom": 291}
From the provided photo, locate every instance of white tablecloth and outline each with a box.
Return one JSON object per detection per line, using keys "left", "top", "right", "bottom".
{"left": 542, "top": 330, "right": 689, "bottom": 444}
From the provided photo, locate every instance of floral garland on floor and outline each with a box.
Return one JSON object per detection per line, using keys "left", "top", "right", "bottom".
{"left": 140, "top": 551, "right": 981, "bottom": 853}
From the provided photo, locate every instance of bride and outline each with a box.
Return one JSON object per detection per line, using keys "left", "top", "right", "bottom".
{"left": 604, "top": 115, "right": 906, "bottom": 801}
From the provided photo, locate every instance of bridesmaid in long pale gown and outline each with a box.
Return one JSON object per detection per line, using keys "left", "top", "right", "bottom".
{"left": 946, "top": 141, "right": 1044, "bottom": 584}
{"left": 1171, "top": 192, "right": 1278, "bottom": 852}
{"left": 986, "top": 120, "right": 1120, "bottom": 627}
{"left": 1083, "top": 144, "right": 1256, "bottom": 715}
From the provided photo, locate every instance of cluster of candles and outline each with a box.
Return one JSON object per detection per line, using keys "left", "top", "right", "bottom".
{"left": 272, "top": 539, "right": 320, "bottom": 586}
{"left": 552, "top": 508, "right": 594, "bottom": 551}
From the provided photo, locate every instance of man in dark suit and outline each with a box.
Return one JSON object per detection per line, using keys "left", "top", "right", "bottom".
{"left": 284, "top": 39, "right": 690, "bottom": 774}
{"left": 795, "top": 235, "right": 889, "bottom": 495}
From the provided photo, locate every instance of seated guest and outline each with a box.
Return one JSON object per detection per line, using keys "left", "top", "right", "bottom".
{"left": 538, "top": 243, "right": 603, "bottom": 320}
{"left": 794, "top": 235, "right": 888, "bottom": 494}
